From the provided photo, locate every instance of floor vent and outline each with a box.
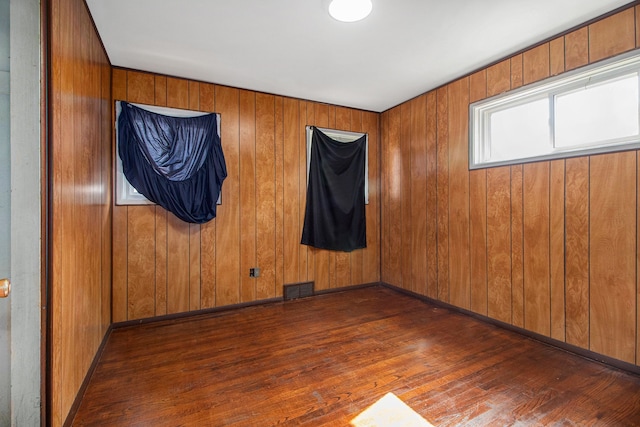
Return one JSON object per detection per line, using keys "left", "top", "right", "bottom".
{"left": 283, "top": 281, "right": 315, "bottom": 301}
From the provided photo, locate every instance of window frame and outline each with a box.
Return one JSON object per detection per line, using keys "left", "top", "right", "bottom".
{"left": 469, "top": 48, "right": 640, "bottom": 169}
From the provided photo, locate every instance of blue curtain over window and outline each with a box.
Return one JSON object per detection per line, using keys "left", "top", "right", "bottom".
{"left": 301, "top": 127, "right": 366, "bottom": 252}
{"left": 118, "top": 102, "right": 227, "bottom": 223}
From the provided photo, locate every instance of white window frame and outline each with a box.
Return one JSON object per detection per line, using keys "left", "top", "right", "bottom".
{"left": 470, "top": 49, "right": 640, "bottom": 169}
{"left": 305, "top": 126, "right": 369, "bottom": 204}
{"left": 115, "top": 101, "right": 221, "bottom": 205}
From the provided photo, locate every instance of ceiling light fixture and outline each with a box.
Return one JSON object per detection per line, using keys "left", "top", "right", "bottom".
{"left": 328, "top": 0, "right": 372, "bottom": 23}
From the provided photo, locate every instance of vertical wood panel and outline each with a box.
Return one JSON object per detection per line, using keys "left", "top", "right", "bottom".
{"left": 240, "top": 90, "right": 256, "bottom": 302}
{"left": 126, "top": 71, "right": 154, "bottom": 104}
{"left": 510, "top": 54, "right": 523, "bottom": 89}
{"left": 425, "top": 92, "right": 438, "bottom": 299}
{"left": 66, "top": 4, "right": 81, "bottom": 412}
{"left": 400, "top": 102, "right": 412, "bottom": 290}
{"left": 299, "top": 103, "right": 310, "bottom": 283}
{"left": 411, "top": 95, "right": 428, "bottom": 294}
{"left": 469, "top": 70, "right": 486, "bottom": 103}
{"left": 448, "top": 78, "right": 470, "bottom": 309}
{"left": 511, "top": 165, "right": 524, "bottom": 328}
{"left": 215, "top": 86, "right": 241, "bottom": 306}
{"left": 638, "top": 150, "right": 640, "bottom": 365}
{"left": 189, "top": 81, "right": 199, "bottom": 111}
{"left": 274, "top": 97, "right": 285, "bottom": 296}
{"left": 127, "top": 205, "right": 156, "bottom": 319}
{"left": 487, "top": 60, "right": 510, "bottom": 97}
{"left": 549, "top": 37, "right": 564, "bottom": 76}
{"left": 283, "top": 98, "right": 300, "bottom": 285}
{"left": 52, "top": 0, "right": 70, "bottom": 421}
{"left": 487, "top": 167, "right": 512, "bottom": 324}
{"left": 565, "top": 28, "right": 589, "bottom": 71}
{"left": 256, "top": 93, "right": 276, "bottom": 299}
{"left": 200, "top": 83, "right": 215, "bottom": 112}
{"left": 589, "top": 8, "right": 636, "bottom": 63}
{"left": 189, "top": 224, "right": 201, "bottom": 310}
{"left": 300, "top": 102, "right": 316, "bottom": 281}
{"left": 155, "top": 209, "right": 167, "bottom": 315}
{"left": 101, "top": 60, "right": 113, "bottom": 330}
{"left": 565, "top": 157, "right": 590, "bottom": 348}
{"left": 550, "top": 38, "right": 565, "bottom": 76}
{"left": 436, "top": 87, "right": 449, "bottom": 302}
{"left": 549, "top": 160, "right": 565, "bottom": 341}
{"left": 380, "top": 112, "right": 389, "bottom": 283}
{"left": 590, "top": 152, "right": 636, "bottom": 363}
{"left": 523, "top": 162, "right": 551, "bottom": 336}
{"left": 523, "top": 44, "right": 550, "bottom": 85}
{"left": 167, "top": 78, "right": 189, "bottom": 109}
{"left": 201, "top": 220, "right": 216, "bottom": 308}
{"left": 469, "top": 168, "right": 487, "bottom": 315}
{"left": 166, "top": 213, "right": 190, "bottom": 314}
{"left": 386, "top": 107, "right": 402, "bottom": 287}
{"left": 154, "top": 75, "right": 167, "bottom": 106}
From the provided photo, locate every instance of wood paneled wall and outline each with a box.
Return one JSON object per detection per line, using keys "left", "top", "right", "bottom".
{"left": 112, "top": 70, "right": 380, "bottom": 322}
{"left": 381, "top": 5, "right": 640, "bottom": 366}
{"left": 49, "top": 0, "right": 112, "bottom": 425}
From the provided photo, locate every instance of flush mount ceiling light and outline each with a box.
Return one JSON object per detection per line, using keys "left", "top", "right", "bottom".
{"left": 328, "top": 0, "right": 373, "bottom": 22}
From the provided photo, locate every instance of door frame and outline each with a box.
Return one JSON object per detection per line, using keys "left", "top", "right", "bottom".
{"left": 9, "top": 0, "right": 44, "bottom": 424}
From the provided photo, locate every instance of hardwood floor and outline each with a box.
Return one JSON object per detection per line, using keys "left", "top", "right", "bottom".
{"left": 71, "top": 286, "right": 640, "bottom": 426}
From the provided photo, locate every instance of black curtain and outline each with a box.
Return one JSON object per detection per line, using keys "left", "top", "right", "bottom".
{"left": 301, "top": 127, "right": 366, "bottom": 252}
{"left": 118, "top": 101, "right": 227, "bottom": 223}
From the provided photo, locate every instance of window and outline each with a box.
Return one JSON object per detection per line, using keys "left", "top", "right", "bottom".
{"left": 306, "top": 126, "right": 369, "bottom": 204}
{"left": 470, "top": 49, "right": 640, "bottom": 169}
{"left": 115, "top": 101, "right": 221, "bottom": 205}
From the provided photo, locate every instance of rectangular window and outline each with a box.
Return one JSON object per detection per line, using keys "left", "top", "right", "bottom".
{"left": 470, "top": 49, "right": 640, "bottom": 169}
{"left": 555, "top": 74, "right": 639, "bottom": 148}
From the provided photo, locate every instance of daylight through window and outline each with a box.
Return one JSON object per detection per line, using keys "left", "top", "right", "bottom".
{"left": 470, "top": 49, "right": 640, "bottom": 169}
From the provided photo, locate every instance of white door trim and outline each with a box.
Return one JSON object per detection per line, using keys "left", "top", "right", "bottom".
{"left": 10, "top": 0, "right": 42, "bottom": 424}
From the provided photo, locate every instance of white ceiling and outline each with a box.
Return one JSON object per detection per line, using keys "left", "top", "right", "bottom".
{"left": 86, "top": 0, "right": 633, "bottom": 112}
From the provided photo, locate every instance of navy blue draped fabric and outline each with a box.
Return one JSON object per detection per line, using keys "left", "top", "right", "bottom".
{"left": 301, "top": 127, "right": 366, "bottom": 252}
{"left": 118, "top": 102, "right": 227, "bottom": 223}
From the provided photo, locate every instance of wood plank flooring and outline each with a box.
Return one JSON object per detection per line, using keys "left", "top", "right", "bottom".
{"left": 71, "top": 286, "right": 640, "bottom": 426}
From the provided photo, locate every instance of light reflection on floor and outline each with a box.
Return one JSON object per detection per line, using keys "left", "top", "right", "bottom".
{"left": 351, "top": 392, "right": 434, "bottom": 427}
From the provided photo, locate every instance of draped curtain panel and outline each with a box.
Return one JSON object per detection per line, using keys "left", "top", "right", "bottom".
{"left": 301, "top": 127, "right": 367, "bottom": 252}
{"left": 118, "top": 101, "right": 227, "bottom": 223}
